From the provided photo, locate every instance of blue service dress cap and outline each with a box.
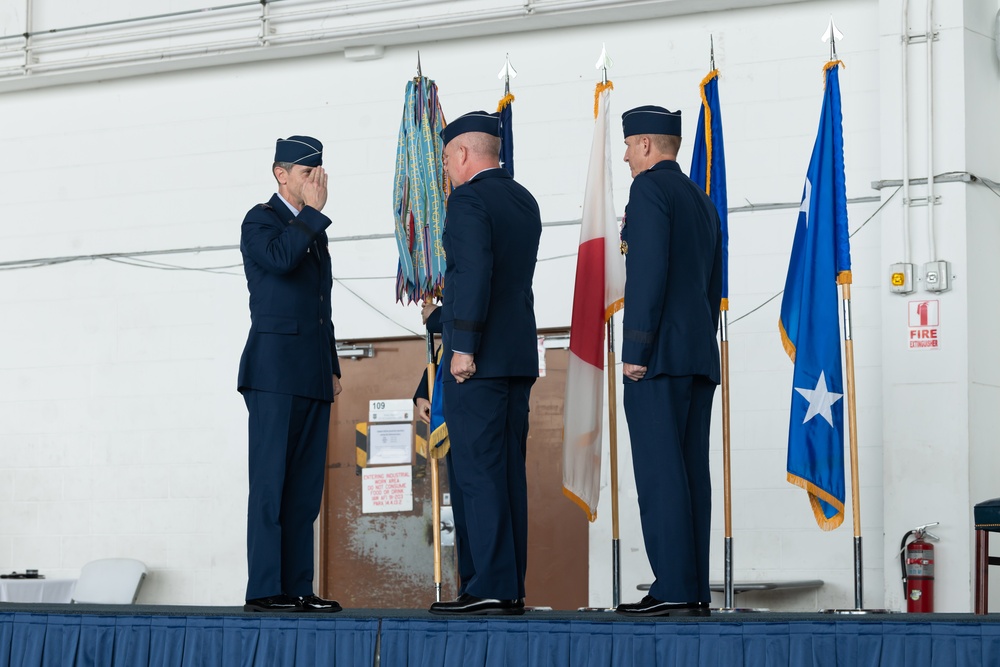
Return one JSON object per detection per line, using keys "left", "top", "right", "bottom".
{"left": 440, "top": 111, "right": 501, "bottom": 147}
{"left": 622, "top": 106, "right": 682, "bottom": 138}
{"left": 274, "top": 135, "right": 323, "bottom": 166}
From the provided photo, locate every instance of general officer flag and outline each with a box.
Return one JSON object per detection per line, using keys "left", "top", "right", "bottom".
{"left": 562, "top": 81, "right": 625, "bottom": 521}
{"left": 778, "top": 62, "right": 851, "bottom": 531}
{"left": 690, "top": 69, "right": 729, "bottom": 308}
{"left": 497, "top": 92, "right": 515, "bottom": 177}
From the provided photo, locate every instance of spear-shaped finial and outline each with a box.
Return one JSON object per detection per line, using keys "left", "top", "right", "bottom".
{"left": 415, "top": 51, "right": 423, "bottom": 80}
{"left": 497, "top": 53, "right": 517, "bottom": 96}
{"left": 595, "top": 43, "right": 613, "bottom": 84}
{"left": 822, "top": 16, "right": 844, "bottom": 61}
{"left": 710, "top": 35, "right": 716, "bottom": 70}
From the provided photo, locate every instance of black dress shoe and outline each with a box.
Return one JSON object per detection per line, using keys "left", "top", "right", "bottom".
{"left": 244, "top": 594, "right": 303, "bottom": 612}
{"left": 429, "top": 593, "right": 525, "bottom": 616}
{"left": 615, "top": 596, "right": 710, "bottom": 617}
{"left": 298, "top": 594, "right": 342, "bottom": 613}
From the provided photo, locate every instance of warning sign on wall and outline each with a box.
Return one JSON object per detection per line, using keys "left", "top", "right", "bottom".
{"left": 361, "top": 465, "right": 413, "bottom": 514}
{"left": 907, "top": 300, "right": 940, "bottom": 350}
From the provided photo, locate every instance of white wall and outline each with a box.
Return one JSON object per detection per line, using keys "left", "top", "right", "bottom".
{"left": 876, "top": 0, "right": 1000, "bottom": 613}
{"left": 963, "top": 1, "right": 1000, "bottom": 614}
{"left": 0, "top": 0, "right": 995, "bottom": 610}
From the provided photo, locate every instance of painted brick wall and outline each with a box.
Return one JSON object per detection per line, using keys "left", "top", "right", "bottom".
{"left": 0, "top": 0, "right": 970, "bottom": 610}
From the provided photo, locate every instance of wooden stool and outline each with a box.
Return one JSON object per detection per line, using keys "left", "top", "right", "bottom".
{"left": 974, "top": 497, "right": 1000, "bottom": 614}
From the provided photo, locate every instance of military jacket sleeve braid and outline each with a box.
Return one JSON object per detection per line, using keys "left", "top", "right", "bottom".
{"left": 444, "top": 187, "right": 494, "bottom": 356}
{"left": 621, "top": 173, "right": 670, "bottom": 367}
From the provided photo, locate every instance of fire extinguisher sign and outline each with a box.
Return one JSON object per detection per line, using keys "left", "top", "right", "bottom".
{"left": 908, "top": 300, "right": 940, "bottom": 350}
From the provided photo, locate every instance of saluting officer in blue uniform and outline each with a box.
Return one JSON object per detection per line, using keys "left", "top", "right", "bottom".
{"left": 238, "top": 136, "right": 343, "bottom": 613}
{"left": 614, "top": 107, "right": 723, "bottom": 617}
{"left": 428, "top": 111, "right": 542, "bottom": 616}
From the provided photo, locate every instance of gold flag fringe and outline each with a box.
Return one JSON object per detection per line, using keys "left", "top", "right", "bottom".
{"left": 823, "top": 59, "right": 844, "bottom": 88}
{"left": 593, "top": 81, "right": 614, "bottom": 119}
{"left": 787, "top": 472, "right": 846, "bottom": 531}
{"left": 778, "top": 317, "right": 797, "bottom": 363}
{"left": 496, "top": 93, "right": 515, "bottom": 112}
{"left": 698, "top": 69, "right": 720, "bottom": 196}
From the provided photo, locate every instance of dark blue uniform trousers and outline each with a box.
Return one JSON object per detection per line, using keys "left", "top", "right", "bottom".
{"left": 444, "top": 449, "right": 475, "bottom": 595}
{"left": 243, "top": 389, "right": 330, "bottom": 600}
{"left": 443, "top": 376, "right": 534, "bottom": 600}
{"left": 623, "top": 374, "right": 715, "bottom": 603}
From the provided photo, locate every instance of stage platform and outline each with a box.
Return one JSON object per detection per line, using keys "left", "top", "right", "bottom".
{"left": 3, "top": 603, "right": 1000, "bottom": 666}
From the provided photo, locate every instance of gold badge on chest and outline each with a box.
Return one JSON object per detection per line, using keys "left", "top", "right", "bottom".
{"left": 620, "top": 239, "right": 628, "bottom": 255}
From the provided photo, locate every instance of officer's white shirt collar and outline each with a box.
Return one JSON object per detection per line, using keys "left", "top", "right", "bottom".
{"left": 276, "top": 193, "right": 300, "bottom": 216}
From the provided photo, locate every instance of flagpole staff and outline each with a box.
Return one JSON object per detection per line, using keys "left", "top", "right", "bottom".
{"left": 590, "top": 43, "right": 622, "bottom": 610}
{"left": 826, "top": 20, "right": 866, "bottom": 608}
{"left": 392, "top": 53, "right": 449, "bottom": 599}
{"left": 704, "top": 33, "right": 737, "bottom": 612}
{"left": 607, "top": 319, "right": 621, "bottom": 608}
{"left": 496, "top": 55, "right": 517, "bottom": 179}
{"left": 414, "top": 51, "right": 444, "bottom": 603}
{"left": 817, "top": 19, "right": 885, "bottom": 614}
{"left": 825, "top": 15, "right": 864, "bottom": 611}
{"left": 425, "top": 327, "right": 443, "bottom": 602}
{"left": 840, "top": 278, "right": 863, "bottom": 609}
{"left": 720, "top": 311, "right": 735, "bottom": 610}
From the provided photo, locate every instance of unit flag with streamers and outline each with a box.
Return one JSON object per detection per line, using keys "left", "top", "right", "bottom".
{"left": 393, "top": 76, "right": 450, "bottom": 303}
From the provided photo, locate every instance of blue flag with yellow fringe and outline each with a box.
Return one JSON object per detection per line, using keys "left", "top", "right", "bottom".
{"left": 690, "top": 69, "right": 728, "bottom": 308}
{"left": 779, "top": 61, "right": 852, "bottom": 531}
{"left": 498, "top": 92, "right": 514, "bottom": 177}
{"left": 429, "top": 347, "right": 448, "bottom": 454}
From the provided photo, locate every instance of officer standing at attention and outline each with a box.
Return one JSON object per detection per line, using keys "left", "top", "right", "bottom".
{"left": 428, "top": 111, "right": 542, "bottom": 616}
{"left": 614, "top": 106, "right": 722, "bottom": 617}
{"left": 238, "top": 136, "right": 343, "bottom": 613}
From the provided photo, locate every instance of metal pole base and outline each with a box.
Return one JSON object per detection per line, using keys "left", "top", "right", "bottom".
{"left": 712, "top": 607, "right": 768, "bottom": 613}
{"left": 612, "top": 538, "right": 621, "bottom": 609}
{"left": 434, "top": 582, "right": 441, "bottom": 603}
{"left": 821, "top": 608, "right": 894, "bottom": 615}
{"left": 577, "top": 607, "right": 616, "bottom": 612}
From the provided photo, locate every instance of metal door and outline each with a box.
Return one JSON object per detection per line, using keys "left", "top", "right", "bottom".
{"left": 320, "top": 336, "right": 588, "bottom": 609}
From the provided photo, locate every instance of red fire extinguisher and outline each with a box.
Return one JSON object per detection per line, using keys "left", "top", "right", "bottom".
{"left": 900, "top": 522, "right": 939, "bottom": 612}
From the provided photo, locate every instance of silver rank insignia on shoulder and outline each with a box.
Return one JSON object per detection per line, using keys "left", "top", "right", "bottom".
{"left": 620, "top": 239, "right": 628, "bottom": 255}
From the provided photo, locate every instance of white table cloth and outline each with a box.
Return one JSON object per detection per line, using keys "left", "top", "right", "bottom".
{"left": 0, "top": 578, "right": 77, "bottom": 603}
